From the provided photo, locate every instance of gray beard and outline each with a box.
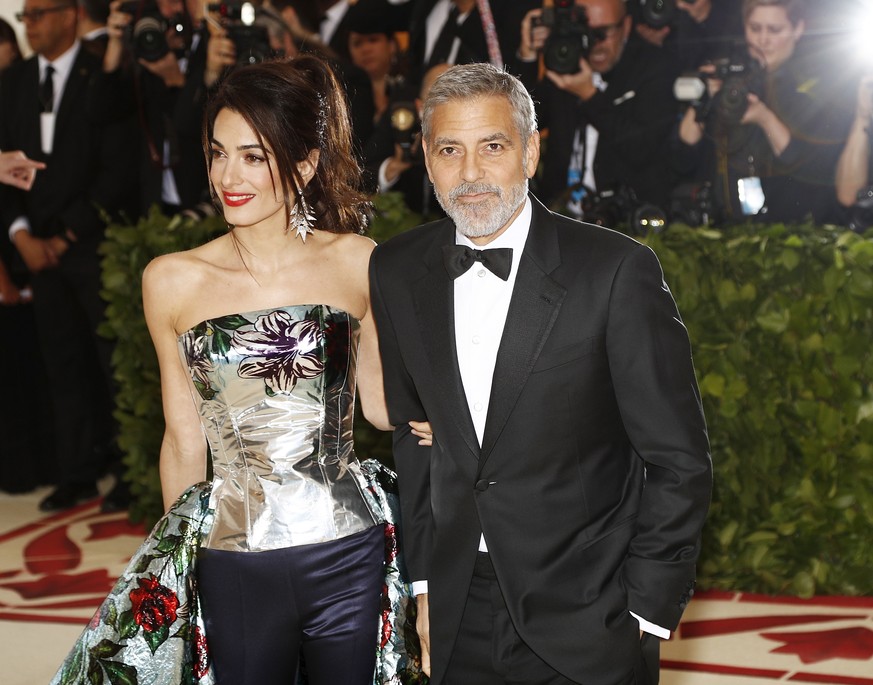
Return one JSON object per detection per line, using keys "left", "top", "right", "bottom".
{"left": 435, "top": 179, "right": 528, "bottom": 239}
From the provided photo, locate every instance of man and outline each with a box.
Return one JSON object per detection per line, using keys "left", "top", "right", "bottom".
{"left": 362, "top": 62, "right": 450, "bottom": 218}
{"left": 515, "top": 0, "right": 676, "bottom": 213}
{"left": 370, "top": 63, "right": 712, "bottom": 684}
{"left": 0, "top": 0, "right": 136, "bottom": 509}
{"left": 634, "top": 0, "right": 743, "bottom": 77}
{"left": 403, "top": 0, "right": 537, "bottom": 86}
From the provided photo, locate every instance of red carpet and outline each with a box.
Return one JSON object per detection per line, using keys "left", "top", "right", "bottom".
{"left": 1, "top": 490, "right": 870, "bottom": 684}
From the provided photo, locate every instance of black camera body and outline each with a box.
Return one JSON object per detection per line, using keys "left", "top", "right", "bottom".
{"left": 208, "top": 2, "right": 272, "bottom": 66}
{"left": 638, "top": 0, "right": 677, "bottom": 29}
{"left": 538, "top": 0, "right": 594, "bottom": 75}
{"left": 119, "top": 0, "right": 176, "bottom": 63}
{"left": 674, "top": 57, "right": 763, "bottom": 125}
{"left": 389, "top": 101, "right": 424, "bottom": 164}
{"left": 579, "top": 185, "right": 667, "bottom": 235}
{"left": 848, "top": 186, "right": 873, "bottom": 234}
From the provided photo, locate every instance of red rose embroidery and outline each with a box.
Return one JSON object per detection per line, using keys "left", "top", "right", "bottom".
{"left": 129, "top": 575, "right": 179, "bottom": 632}
{"left": 193, "top": 625, "right": 210, "bottom": 679}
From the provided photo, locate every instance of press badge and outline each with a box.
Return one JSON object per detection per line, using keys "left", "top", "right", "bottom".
{"left": 737, "top": 176, "right": 765, "bottom": 215}
{"left": 40, "top": 112, "right": 55, "bottom": 155}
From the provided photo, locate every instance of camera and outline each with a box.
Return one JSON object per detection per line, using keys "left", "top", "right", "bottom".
{"left": 208, "top": 2, "right": 272, "bottom": 66}
{"left": 669, "top": 182, "right": 713, "bottom": 227}
{"left": 389, "top": 101, "right": 424, "bottom": 164}
{"left": 120, "top": 0, "right": 189, "bottom": 63}
{"left": 848, "top": 186, "right": 873, "bottom": 234}
{"left": 535, "top": 0, "right": 595, "bottom": 75}
{"left": 637, "top": 0, "right": 677, "bottom": 29}
{"left": 674, "top": 57, "right": 763, "bottom": 124}
{"left": 578, "top": 185, "right": 667, "bottom": 235}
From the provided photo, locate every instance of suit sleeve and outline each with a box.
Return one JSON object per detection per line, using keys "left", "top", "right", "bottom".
{"left": 369, "top": 246, "right": 433, "bottom": 583}
{"left": 607, "top": 244, "right": 712, "bottom": 630}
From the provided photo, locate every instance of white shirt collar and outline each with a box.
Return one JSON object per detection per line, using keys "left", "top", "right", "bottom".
{"left": 455, "top": 195, "right": 532, "bottom": 277}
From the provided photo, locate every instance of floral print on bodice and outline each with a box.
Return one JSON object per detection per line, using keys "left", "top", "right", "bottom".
{"left": 177, "top": 304, "right": 383, "bottom": 552}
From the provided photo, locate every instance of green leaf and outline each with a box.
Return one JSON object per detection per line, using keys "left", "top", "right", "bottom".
{"left": 101, "top": 659, "right": 139, "bottom": 685}
{"left": 212, "top": 314, "right": 250, "bottom": 330}
{"left": 143, "top": 624, "right": 170, "bottom": 655}
{"left": 212, "top": 329, "right": 232, "bottom": 358}
{"left": 118, "top": 610, "right": 139, "bottom": 640}
{"left": 89, "top": 638, "right": 123, "bottom": 659}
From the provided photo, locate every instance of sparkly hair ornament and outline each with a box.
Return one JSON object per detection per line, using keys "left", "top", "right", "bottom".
{"left": 316, "top": 91, "right": 328, "bottom": 147}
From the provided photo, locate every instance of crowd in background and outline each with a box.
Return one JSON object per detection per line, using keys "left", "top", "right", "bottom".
{"left": 0, "top": 0, "right": 871, "bottom": 509}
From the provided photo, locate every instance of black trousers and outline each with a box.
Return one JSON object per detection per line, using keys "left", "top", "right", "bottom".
{"left": 198, "top": 524, "right": 385, "bottom": 685}
{"left": 30, "top": 245, "right": 117, "bottom": 485}
{"left": 444, "top": 552, "right": 660, "bottom": 685}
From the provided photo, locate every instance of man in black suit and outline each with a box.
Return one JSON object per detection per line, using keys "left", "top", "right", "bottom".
{"left": 370, "top": 63, "right": 712, "bottom": 684}
{"left": 403, "top": 0, "right": 538, "bottom": 87}
{"left": 515, "top": 0, "right": 676, "bottom": 213}
{"left": 0, "top": 0, "right": 136, "bottom": 509}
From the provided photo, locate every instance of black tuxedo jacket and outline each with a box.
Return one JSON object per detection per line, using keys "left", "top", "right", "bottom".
{"left": 404, "top": 0, "right": 538, "bottom": 86}
{"left": 515, "top": 36, "right": 676, "bottom": 209}
{"left": 370, "top": 195, "right": 711, "bottom": 684}
{"left": 0, "top": 47, "right": 136, "bottom": 243}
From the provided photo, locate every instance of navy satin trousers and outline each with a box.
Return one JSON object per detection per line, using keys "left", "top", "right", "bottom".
{"left": 198, "top": 524, "right": 385, "bottom": 684}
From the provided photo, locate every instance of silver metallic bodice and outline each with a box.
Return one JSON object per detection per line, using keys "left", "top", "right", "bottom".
{"left": 177, "top": 304, "right": 383, "bottom": 552}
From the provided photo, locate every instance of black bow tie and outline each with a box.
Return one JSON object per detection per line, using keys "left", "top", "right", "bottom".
{"left": 442, "top": 244, "right": 513, "bottom": 281}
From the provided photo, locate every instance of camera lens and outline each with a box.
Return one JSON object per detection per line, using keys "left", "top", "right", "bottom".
{"left": 133, "top": 16, "right": 169, "bottom": 62}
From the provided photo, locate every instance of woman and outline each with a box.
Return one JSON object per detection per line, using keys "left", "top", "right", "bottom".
{"left": 673, "top": 0, "right": 840, "bottom": 224}
{"left": 51, "top": 55, "right": 429, "bottom": 685}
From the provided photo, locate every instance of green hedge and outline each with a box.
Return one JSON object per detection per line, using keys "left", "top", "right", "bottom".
{"left": 100, "top": 201, "right": 873, "bottom": 596}
{"left": 642, "top": 223, "right": 873, "bottom": 597}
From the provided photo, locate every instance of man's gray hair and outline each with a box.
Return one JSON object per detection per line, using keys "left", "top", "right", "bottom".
{"left": 421, "top": 63, "right": 538, "bottom": 144}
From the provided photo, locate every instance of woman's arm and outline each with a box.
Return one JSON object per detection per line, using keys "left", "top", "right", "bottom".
{"left": 142, "top": 255, "right": 208, "bottom": 511}
{"left": 354, "top": 240, "right": 392, "bottom": 431}
{"left": 836, "top": 77, "right": 873, "bottom": 207}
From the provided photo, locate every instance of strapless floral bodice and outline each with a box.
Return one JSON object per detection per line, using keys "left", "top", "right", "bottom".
{"left": 177, "top": 304, "right": 382, "bottom": 552}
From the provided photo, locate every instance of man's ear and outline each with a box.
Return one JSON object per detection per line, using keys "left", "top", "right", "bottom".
{"left": 421, "top": 138, "right": 434, "bottom": 182}
{"left": 525, "top": 131, "right": 541, "bottom": 180}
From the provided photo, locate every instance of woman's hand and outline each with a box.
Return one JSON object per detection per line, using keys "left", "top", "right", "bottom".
{"left": 409, "top": 420, "right": 433, "bottom": 446}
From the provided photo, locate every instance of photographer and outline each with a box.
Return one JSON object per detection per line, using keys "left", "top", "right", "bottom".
{"left": 93, "top": 0, "right": 211, "bottom": 216}
{"left": 634, "top": 0, "right": 743, "bottom": 76}
{"left": 672, "top": 0, "right": 840, "bottom": 224}
{"left": 514, "top": 0, "right": 676, "bottom": 215}
{"left": 835, "top": 75, "right": 873, "bottom": 209}
{"left": 362, "top": 62, "right": 448, "bottom": 217}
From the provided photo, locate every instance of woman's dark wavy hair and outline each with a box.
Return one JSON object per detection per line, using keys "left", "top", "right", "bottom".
{"left": 203, "top": 56, "right": 369, "bottom": 235}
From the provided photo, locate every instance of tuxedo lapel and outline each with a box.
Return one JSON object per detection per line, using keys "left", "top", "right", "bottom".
{"left": 479, "top": 198, "right": 566, "bottom": 466}
{"left": 53, "top": 49, "right": 91, "bottom": 145}
{"left": 412, "top": 224, "right": 481, "bottom": 461}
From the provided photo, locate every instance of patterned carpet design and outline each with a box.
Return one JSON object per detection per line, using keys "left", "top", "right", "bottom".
{"left": 1, "top": 493, "right": 871, "bottom": 685}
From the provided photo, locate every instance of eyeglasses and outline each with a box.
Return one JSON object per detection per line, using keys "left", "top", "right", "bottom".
{"left": 590, "top": 19, "right": 626, "bottom": 43}
{"left": 15, "top": 5, "right": 74, "bottom": 23}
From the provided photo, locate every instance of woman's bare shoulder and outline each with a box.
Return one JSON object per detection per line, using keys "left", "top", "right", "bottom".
{"left": 143, "top": 237, "right": 231, "bottom": 290}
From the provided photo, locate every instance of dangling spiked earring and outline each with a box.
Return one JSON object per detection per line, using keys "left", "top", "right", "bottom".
{"left": 289, "top": 195, "right": 316, "bottom": 243}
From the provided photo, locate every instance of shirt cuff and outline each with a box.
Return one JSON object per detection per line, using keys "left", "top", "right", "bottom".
{"left": 378, "top": 157, "right": 399, "bottom": 193}
{"left": 411, "top": 580, "right": 429, "bottom": 596}
{"left": 8, "top": 217, "right": 30, "bottom": 242}
{"left": 630, "top": 611, "right": 671, "bottom": 640}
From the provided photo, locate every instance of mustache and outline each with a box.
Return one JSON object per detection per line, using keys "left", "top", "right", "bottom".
{"left": 448, "top": 182, "right": 502, "bottom": 202}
